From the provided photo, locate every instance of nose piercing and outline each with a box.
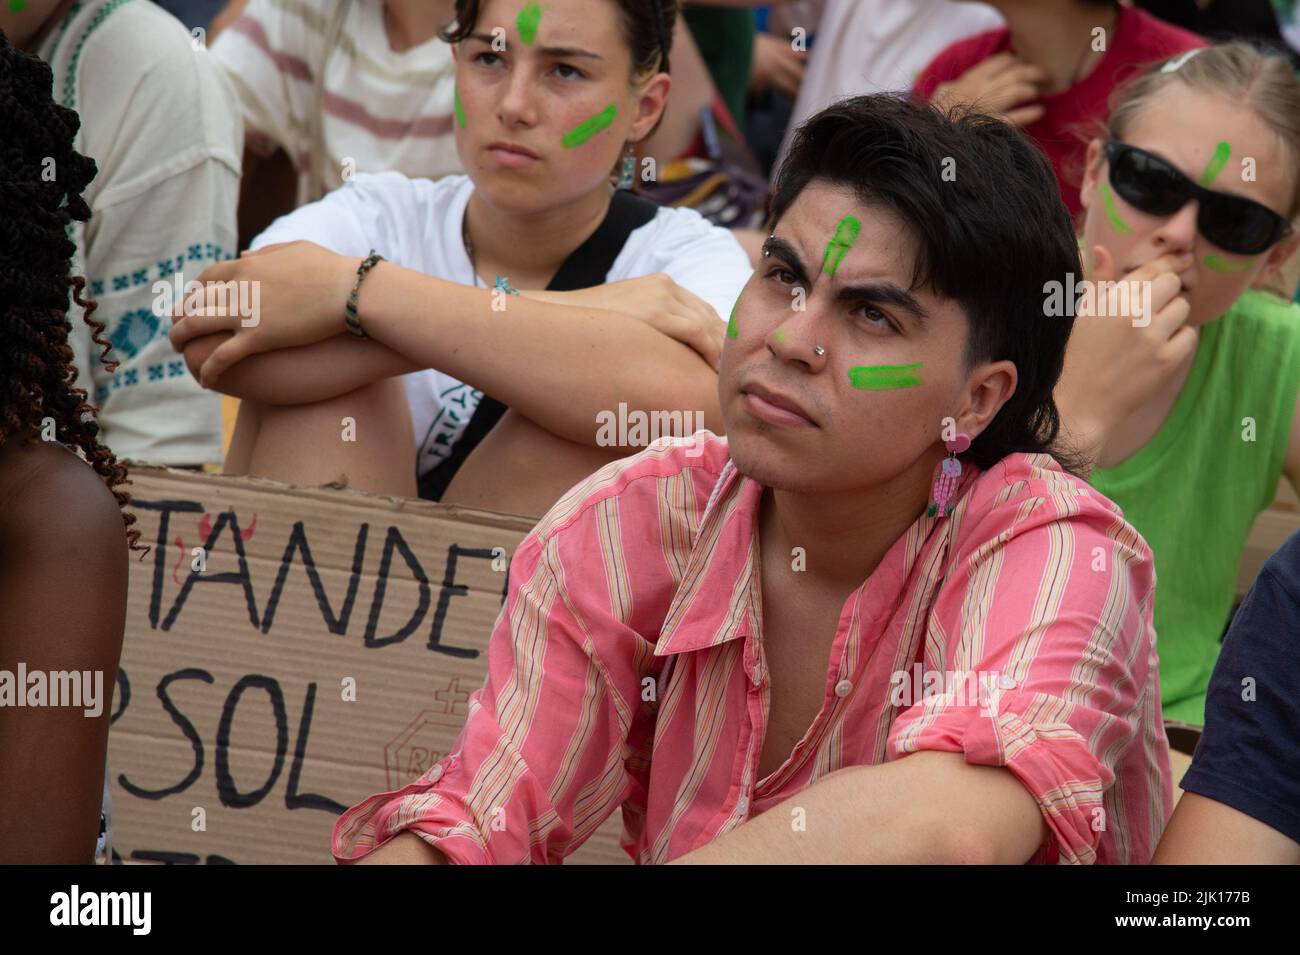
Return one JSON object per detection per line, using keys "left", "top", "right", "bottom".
{"left": 813, "top": 345, "right": 826, "bottom": 357}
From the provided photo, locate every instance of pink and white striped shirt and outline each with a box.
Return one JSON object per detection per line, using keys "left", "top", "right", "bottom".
{"left": 333, "top": 435, "right": 1172, "bottom": 864}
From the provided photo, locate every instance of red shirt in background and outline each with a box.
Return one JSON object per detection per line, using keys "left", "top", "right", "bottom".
{"left": 914, "top": 5, "right": 1205, "bottom": 217}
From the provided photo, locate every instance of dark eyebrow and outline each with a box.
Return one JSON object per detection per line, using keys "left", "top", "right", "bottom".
{"left": 837, "top": 281, "right": 930, "bottom": 327}
{"left": 762, "top": 234, "right": 928, "bottom": 327}
{"left": 760, "top": 235, "right": 810, "bottom": 286}
{"left": 465, "top": 32, "right": 603, "bottom": 60}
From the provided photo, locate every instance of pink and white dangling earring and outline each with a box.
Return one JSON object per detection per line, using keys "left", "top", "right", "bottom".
{"left": 927, "top": 432, "right": 971, "bottom": 518}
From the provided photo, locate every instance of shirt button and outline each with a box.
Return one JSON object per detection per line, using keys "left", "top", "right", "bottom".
{"left": 998, "top": 675, "right": 1017, "bottom": 690}
{"left": 834, "top": 679, "right": 853, "bottom": 698}
{"left": 426, "top": 764, "right": 444, "bottom": 783}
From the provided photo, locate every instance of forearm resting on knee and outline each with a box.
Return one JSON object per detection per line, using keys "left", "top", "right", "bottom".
{"left": 181, "top": 332, "right": 420, "bottom": 405}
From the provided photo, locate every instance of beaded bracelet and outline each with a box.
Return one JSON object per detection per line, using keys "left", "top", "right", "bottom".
{"left": 345, "top": 250, "right": 384, "bottom": 339}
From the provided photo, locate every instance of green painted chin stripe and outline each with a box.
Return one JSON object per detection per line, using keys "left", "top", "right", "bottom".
{"left": 1199, "top": 140, "right": 1231, "bottom": 187}
{"left": 562, "top": 103, "right": 617, "bottom": 148}
{"left": 822, "top": 215, "right": 861, "bottom": 277}
{"left": 517, "top": 1, "right": 541, "bottom": 45}
{"left": 726, "top": 301, "right": 739, "bottom": 338}
{"left": 1204, "top": 253, "right": 1255, "bottom": 273}
{"left": 454, "top": 88, "right": 466, "bottom": 129}
{"left": 847, "top": 362, "right": 923, "bottom": 390}
{"left": 1099, "top": 183, "right": 1132, "bottom": 235}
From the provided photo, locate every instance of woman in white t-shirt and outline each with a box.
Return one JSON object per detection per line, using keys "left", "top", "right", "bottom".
{"left": 174, "top": 0, "right": 753, "bottom": 516}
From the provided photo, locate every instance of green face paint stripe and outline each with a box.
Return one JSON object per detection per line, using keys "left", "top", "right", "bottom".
{"left": 847, "top": 363, "right": 924, "bottom": 390}
{"left": 1098, "top": 182, "right": 1132, "bottom": 235}
{"left": 562, "top": 103, "right": 617, "bottom": 148}
{"left": 772, "top": 327, "right": 788, "bottom": 344}
{"left": 821, "top": 215, "right": 861, "bottom": 277}
{"left": 1204, "top": 253, "right": 1255, "bottom": 273}
{"left": 726, "top": 301, "right": 739, "bottom": 338}
{"left": 517, "top": 1, "right": 541, "bottom": 44}
{"left": 1199, "top": 140, "right": 1231, "bottom": 187}
{"left": 454, "top": 87, "right": 466, "bottom": 128}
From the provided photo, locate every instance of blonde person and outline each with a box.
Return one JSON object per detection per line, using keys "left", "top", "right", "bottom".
{"left": 172, "top": 0, "right": 752, "bottom": 517}
{"left": 1055, "top": 43, "right": 1300, "bottom": 724}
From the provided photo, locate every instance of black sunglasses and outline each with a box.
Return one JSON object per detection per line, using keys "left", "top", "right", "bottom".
{"left": 1105, "top": 140, "right": 1293, "bottom": 256}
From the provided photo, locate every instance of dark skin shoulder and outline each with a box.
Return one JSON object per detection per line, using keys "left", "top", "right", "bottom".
{"left": 0, "top": 438, "right": 129, "bottom": 862}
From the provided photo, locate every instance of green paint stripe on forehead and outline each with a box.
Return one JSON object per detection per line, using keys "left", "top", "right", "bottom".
{"left": 1099, "top": 183, "right": 1132, "bottom": 235}
{"left": 562, "top": 103, "right": 617, "bottom": 148}
{"left": 1204, "top": 253, "right": 1256, "bottom": 273}
{"left": 726, "top": 300, "right": 739, "bottom": 338}
{"left": 847, "top": 363, "right": 924, "bottom": 390}
{"left": 454, "top": 87, "right": 466, "bottom": 128}
{"left": 821, "top": 215, "right": 861, "bottom": 277}
{"left": 1199, "top": 141, "right": 1231, "bottom": 187}
{"left": 517, "top": 1, "right": 541, "bottom": 44}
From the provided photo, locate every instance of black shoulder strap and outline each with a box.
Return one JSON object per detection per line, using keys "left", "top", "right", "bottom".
{"left": 418, "top": 190, "right": 660, "bottom": 501}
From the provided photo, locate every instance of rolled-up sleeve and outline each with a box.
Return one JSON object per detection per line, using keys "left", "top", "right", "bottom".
{"left": 333, "top": 511, "right": 654, "bottom": 864}
{"left": 886, "top": 479, "right": 1169, "bottom": 864}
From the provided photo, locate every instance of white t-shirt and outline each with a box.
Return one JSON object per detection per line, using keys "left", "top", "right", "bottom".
{"left": 254, "top": 173, "right": 753, "bottom": 478}
{"left": 39, "top": 0, "right": 242, "bottom": 466}
{"left": 209, "top": 0, "right": 460, "bottom": 203}
{"left": 776, "top": 0, "right": 1004, "bottom": 170}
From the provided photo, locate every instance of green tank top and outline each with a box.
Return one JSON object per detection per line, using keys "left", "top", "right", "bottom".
{"left": 1090, "top": 289, "right": 1300, "bottom": 725}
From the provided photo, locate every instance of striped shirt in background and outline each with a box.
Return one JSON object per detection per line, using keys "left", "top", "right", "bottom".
{"left": 209, "top": 0, "right": 460, "bottom": 204}
{"left": 333, "top": 436, "right": 1172, "bottom": 864}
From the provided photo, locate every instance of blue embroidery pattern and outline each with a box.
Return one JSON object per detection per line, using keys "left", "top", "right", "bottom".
{"left": 91, "top": 243, "right": 234, "bottom": 403}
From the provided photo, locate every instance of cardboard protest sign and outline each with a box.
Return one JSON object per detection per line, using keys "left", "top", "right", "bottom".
{"left": 107, "top": 467, "right": 629, "bottom": 865}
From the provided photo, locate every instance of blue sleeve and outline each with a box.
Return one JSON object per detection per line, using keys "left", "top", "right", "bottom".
{"left": 1179, "top": 531, "right": 1300, "bottom": 844}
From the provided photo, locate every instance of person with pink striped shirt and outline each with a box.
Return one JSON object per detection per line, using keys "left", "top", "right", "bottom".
{"left": 325, "top": 92, "right": 1173, "bottom": 865}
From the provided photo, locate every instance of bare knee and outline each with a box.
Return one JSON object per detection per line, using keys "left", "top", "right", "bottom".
{"left": 245, "top": 378, "right": 417, "bottom": 496}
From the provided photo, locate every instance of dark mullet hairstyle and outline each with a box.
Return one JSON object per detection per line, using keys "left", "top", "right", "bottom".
{"left": 770, "top": 94, "right": 1086, "bottom": 475}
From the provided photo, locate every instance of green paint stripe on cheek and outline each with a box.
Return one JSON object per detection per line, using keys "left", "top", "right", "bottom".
{"left": 1199, "top": 140, "right": 1231, "bottom": 187}
{"left": 822, "top": 215, "right": 861, "bottom": 277}
{"left": 454, "top": 87, "right": 466, "bottom": 128}
{"left": 1099, "top": 183, "right": 1132, "bottom": 235}
{"left": 847, "top": 363, "right": 924, "bottom": 390}
{"left": 726, "top": 301, "right": 739, "bottom": 338}
{"left": 517, "top": 1, "right": 541, "bottom": 44}
{"left": 562, "top": 103, "right": 617, "bottom": 148}
{"left": 1204, "top": 253, "right": 1256, "bottom": 273}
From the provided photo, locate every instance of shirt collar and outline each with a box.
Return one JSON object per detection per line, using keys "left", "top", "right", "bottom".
{"left": 653, "top": 455, "right": 983, "bottom": 658}
{"left": 654, "top": 459, "right": 761, "bottom": 656}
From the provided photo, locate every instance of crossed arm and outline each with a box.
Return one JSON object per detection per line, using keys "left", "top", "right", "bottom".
{"left": 670, "top": 753, "right": 1047, "bottom": 864}
{"left": 359, "top": 752, "right": 1046, "bottom": 865}
{"left": 174, "top": 249, "right": 725, "bottom": 448}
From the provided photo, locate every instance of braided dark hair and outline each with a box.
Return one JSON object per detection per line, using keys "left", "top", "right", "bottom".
{"left": 0, "top": 31, "right": 145, "bottom": 555}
